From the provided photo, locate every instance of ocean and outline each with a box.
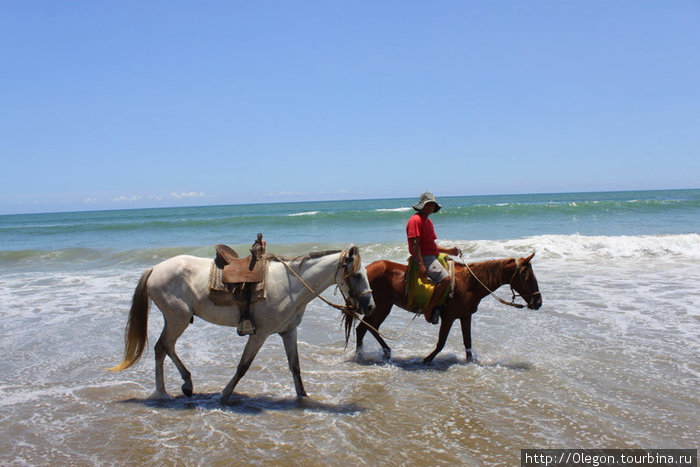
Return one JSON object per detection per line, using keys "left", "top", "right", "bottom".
{"left": 1, "top": 189, "right": 698, "bottom": 465}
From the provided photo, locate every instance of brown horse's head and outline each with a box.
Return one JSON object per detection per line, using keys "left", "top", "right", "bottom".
{"left": 512, "top": 252, "right": 542, "bottom": 310}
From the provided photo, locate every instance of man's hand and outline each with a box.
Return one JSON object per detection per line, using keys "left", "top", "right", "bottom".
{"left": 418, "top": 262, "right": 428, "bottom": 279}
{"left": 439, "top": 246, "right": 461, "bottom": 256}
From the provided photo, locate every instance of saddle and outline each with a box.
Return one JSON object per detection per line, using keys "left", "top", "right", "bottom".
{"left": 209, "top": 244, "right": 268, "bottom": 306}
{"left": 405, "top": 253, "right": 455, "bottom": 313}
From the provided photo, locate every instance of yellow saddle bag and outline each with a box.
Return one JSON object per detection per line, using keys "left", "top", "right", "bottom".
{"left": 405, "top": 253, "right": 453, "bottom": 313}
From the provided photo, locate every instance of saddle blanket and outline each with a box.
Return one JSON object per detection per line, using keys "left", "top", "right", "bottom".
{"left": 208, "top": 259, "right": 267, "bottom": 306}
{"left": 405, "top": 253, "right": 455, "bottom": 313}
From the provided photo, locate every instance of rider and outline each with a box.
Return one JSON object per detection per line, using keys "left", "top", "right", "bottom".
{"left": 406, "top": 192, "right": 460, "bottom": 324}
{"left": 238, "top": 233, "right": 266, "bottom": 336}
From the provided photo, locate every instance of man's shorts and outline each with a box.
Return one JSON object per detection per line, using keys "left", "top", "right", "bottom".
{"left": 423, "top": 255, "right": 450, "bottom": 283}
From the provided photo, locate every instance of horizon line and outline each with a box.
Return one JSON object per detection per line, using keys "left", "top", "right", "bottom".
{"left": 1, "top": 187, "right": 697, "bottom": 217}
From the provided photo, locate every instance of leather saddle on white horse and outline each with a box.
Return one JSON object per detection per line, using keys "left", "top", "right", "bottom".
{"left": 209, "top": 244, "right": 268, "bottom": 306}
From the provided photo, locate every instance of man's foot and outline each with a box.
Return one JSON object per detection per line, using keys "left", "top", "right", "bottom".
{"left": 431, "top": 307, "right": 442, "bottom": 324}
{"left": 237, "top": 319, "right": 255, "bottom": 336}
{"left": 425, "top": 307, "right": 441, "bottom": 325}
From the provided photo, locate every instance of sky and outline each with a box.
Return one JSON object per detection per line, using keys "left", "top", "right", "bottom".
{"left": 1, "top": 1, "right": 699, "bottom": 214}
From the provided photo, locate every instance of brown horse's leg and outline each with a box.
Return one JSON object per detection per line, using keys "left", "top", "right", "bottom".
{"left": 423, "top": 316, "right": 455, "bottom": 363}
{"left": 356, "top": 304, "right": 392, "bottom": 359}
{"left": 460, "top": 316, "right": 475, "bottom": 362}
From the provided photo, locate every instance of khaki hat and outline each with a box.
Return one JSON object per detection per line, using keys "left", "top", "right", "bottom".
{"left": 412, "top": 192, "right": 442, "bottom": 212}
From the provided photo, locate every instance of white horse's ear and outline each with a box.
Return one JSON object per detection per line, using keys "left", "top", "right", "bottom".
{"left": 347, "top": 245, "right": 361, "bottom": 272}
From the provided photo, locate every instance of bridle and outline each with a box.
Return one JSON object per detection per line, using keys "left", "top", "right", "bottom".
{"left": 509, "top": 261, "right": 542, "bottom": 308}
{"left": 335, "top": 250, "right": 373, "bottom": 311}
{"left": 460, "top": 253, "right": 540, "bottom": 309}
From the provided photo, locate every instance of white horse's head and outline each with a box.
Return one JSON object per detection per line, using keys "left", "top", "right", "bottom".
{"left": 336, "top": 246, "right": 375, "bottom": 316}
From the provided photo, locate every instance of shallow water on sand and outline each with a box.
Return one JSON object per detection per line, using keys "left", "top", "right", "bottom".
{"left": 1, "top": 238, "right": 698, "bottom": 466}
{"left": 1, "top": 191, "right": 699, "bottom": 465}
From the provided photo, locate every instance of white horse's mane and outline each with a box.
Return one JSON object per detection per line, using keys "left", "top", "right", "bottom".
{"left": 269, "top": 250, "right": 343, "bottom": 263}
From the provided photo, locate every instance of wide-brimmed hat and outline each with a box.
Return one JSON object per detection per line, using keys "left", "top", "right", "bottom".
{"left": 412, "top": 192, "right": 442, "bottom": 212}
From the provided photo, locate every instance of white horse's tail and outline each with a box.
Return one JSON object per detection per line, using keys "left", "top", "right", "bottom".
{"left": 109, "top": 268, "right": 153, "bottom": 372}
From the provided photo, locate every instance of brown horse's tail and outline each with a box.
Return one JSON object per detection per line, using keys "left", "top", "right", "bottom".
{"left": 109, "top": 268, "right": 153, "bottom": 372}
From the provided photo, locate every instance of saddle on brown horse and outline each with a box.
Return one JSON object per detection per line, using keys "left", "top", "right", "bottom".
{"left": 209, "top": 244, "right": 268, "bottom": 306}
{"left": 404, "top": 253, "right": 455, "bottom": 313}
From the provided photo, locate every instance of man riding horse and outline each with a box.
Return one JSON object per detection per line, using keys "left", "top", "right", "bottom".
{"left": 406, "top": 192, "right": 461, "bottom": 324}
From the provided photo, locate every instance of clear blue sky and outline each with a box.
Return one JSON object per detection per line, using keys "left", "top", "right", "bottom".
{"left": 2, "top": 1, "right": 699, "bottom": 214}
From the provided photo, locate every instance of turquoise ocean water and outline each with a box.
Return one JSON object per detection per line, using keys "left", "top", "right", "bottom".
{"left": 1, "top": 189, "right": 698, "bottom": 465}
{"left": 2, "top": 189, "right": 698, "bottom": 264}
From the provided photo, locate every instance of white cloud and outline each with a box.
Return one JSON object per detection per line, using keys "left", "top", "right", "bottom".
{"left": 266, "top": 191, "right": 302, "bottom": 197}
{"left": 113, "top": 195, "right": 142, "bottom": 202}
{"left": 170, "top": 192, "right": 205, "bottom": 199}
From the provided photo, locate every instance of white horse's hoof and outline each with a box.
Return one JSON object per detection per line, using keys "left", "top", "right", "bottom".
{"left": 296, "top": 395, "right": 313, "bottom": 408}
{"left": 147, "top": 391, "right": 170, "bottom": 400}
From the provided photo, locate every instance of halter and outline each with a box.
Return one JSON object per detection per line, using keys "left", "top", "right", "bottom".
{"left": 461, "top": 253, "right": 540, "bottom": 309}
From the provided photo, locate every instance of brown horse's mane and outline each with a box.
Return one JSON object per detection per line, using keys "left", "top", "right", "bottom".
{"left": 459, "top": 258, "right": 513, "bottom": 288}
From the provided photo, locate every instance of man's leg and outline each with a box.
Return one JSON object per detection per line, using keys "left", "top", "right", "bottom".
{"left": 425, "top": 276, "right": 450, "bottom": 324}
{"left": 423, "top": 255, "right": 451, "bottom": 324}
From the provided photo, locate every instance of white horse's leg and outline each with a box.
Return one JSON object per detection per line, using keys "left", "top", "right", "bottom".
{"left": 151, "top": 306, "right": 192, "bottom": 399}
{"left": 221, "top": 334, "right": 267, "bottom": 402}
{"left": 151, "top": 334, "right": 168, "bottom": 399}
{"left": 280, "top": 328, "right": 307, "bottom": 398}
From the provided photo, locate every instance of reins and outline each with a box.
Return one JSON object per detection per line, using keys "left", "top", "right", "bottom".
{"left": 459, "top": 253, "right": 537, "bottom": 309}
{"left": 352, "top": 253, "right": 537, "bottom": 342}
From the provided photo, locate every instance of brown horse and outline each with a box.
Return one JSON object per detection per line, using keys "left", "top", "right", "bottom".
{"left": 345, "top": 253, "right": 542, "bottom": 363}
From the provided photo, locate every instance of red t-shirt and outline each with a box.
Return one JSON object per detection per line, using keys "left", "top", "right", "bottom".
{"left": 406, "top": 213, "right": 439, "bottom": 256}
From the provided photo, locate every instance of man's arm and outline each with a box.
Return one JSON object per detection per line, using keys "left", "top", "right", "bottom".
{"left": 437, "top": 245, "right": 461, "bottom": 256}
{"left": 409, "top": 237, "right": 428, "bottom": 278}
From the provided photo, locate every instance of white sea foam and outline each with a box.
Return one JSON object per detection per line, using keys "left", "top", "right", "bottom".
{"left": 440, "top": 233, "right": 700, "bottom": 263}
{"left": 376, "top": 207, "right": 412, "bottom": 212}
{"left": 288, "top": 211, "right": 321, "bottom": 217}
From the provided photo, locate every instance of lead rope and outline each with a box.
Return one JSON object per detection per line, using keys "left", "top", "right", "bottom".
{"left": 276, "top": 254, "right": 414, "bottom": 341}
{"left": 275, "top": 255, "right": 355, "bottom": 313}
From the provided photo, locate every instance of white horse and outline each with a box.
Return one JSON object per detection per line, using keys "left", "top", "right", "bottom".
{"left": 110, "top": 246, "right": 375, "bottom": 401}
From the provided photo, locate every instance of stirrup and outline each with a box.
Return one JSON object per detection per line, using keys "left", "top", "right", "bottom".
{"left": 237, "top": 319, "right": 255, "bottom": 336}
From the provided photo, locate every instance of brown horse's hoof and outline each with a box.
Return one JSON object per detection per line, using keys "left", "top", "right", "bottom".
{"left": 467, "top": 349, "right": 476, "bottom": 363}
{"left": 182, "top": 381, "right": 193, "bottom": 398}
{"left": 382, "top": 348, "right": 391, "bottom": 360}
